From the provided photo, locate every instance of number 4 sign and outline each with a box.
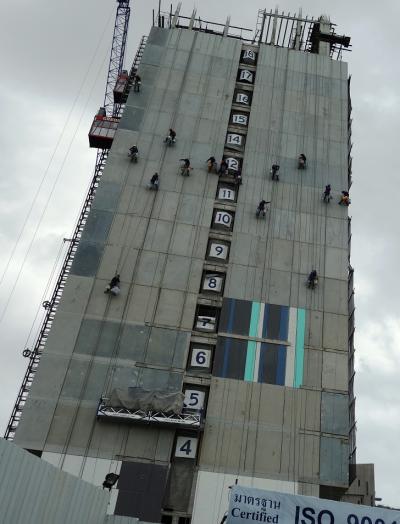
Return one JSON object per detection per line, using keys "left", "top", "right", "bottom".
{"left": 175, "top": 436, "right": 198, "bottom": 459}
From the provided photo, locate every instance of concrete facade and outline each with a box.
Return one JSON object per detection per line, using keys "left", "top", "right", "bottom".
{"left": 12, "top": 15, "right": 357, "bottom": 524}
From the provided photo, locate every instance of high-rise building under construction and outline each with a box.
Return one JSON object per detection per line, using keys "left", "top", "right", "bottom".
{"left": 7, "top": 5, "right": 373, "bottom": 523}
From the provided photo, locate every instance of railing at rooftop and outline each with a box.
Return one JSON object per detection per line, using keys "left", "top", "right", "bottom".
{"left": 154, "top": 6, "right": 351, "bottom": 60}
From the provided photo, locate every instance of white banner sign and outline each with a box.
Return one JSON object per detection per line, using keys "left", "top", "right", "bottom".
{"left": 228, "top": 486, "right": 400, "bottom": 524}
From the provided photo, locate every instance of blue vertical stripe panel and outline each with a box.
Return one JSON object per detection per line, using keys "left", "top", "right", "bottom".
{"left": 276, "top": 345, "right": 287, "bottom": 385}
{"left": 279, "top": 306, "right": 289, "bottom": 341}
{"left": 294, "top": 308, "right": 306, "bottom": 388}
{"left": 227, "top": 298, "right": 235, "bottom": 334}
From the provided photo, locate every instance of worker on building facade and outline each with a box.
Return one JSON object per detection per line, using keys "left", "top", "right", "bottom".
{"left": 133, "top": 74, "right": 141, "bottom": 92}
{"left": 165, "top": 128, "right": 176, "bottom": 145}
{"left": 207, "top": 156, "right": 218, "bottom": 173}
{"left": 218, "top": 159, "right": 228, "bottom": 176}
{"left": 271, "top": 163, "right": 280, "bottom": 180}
{"left": 128, "top": 145, "right": 138, "bottom": 162}
{"left": 338, "top": 191, "right": 351, "bottom": 206}
{"left": 307, "top": 269, "right": 318, "bottom": 289}
{"left": 180, "top": 158, "right": 191, "bottom": 176}
{"left": 234, "top": 169, "right": 243, "bottom": 185}
{"left": 256, "top": 199, "right": 270, "bottom": 218}
{"left": 148, "top": 172, "right": 159, "bottom": 190}
{"left": 323, "top": 184, "right": 332, "bottom": 203}
{"left": 105, "top": 275, "right": 121, "bottom": 296}
{"left": 298, "top": 153, "right": 307, "bottom": 169}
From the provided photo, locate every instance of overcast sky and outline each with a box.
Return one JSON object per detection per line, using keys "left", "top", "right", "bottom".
{"left": 0, "top": 0, "right": 399, "bottom": 507}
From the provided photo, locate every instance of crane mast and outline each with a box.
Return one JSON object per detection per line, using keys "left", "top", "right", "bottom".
{"left": 104, "top": 0, "right": 130, "bottom": 116}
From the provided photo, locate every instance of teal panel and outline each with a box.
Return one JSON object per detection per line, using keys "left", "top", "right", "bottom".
{"left": 244, "top": 302, "right": 260, "bottom": 382}
{"left": 294, "top": 308, "right": 306, "bottom": 388}
{"left": 249, "top": 302, "right": 260, "bottom": 338}
{"left": 244, "top": 340, "right": 256, "bottom": 382}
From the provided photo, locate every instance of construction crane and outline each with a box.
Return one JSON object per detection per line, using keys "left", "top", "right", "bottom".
{"left": 4, "top": 0, "right": 147, "bottom": 441}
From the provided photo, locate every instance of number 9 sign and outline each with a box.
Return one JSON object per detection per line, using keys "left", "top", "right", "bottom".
{"left": 208, "top": 242, "right": 229, "bottom": 261}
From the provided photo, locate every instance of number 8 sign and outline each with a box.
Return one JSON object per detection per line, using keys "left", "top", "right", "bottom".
{"left": 203, "top": 273, "right": 223, "bottom": 293}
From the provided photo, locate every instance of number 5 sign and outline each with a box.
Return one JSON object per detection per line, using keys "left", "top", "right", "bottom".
{"left": 184, "top": 389, "right": 205, "bottom": 410}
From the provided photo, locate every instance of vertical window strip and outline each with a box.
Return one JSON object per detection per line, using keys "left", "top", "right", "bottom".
{"left": 244, "top": 302, "right": 260, "bottom": 381}
{"left": 222, "top": 337, "right": 232, "bottom": 378}
{"left": 276, "top": 345, "right": 287, "bottom": 385}
{"left": 279, "top": 306, "right": 289, "bottom": 341}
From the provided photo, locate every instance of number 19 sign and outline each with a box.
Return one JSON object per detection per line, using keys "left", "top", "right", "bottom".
{"left": 227, "top": 486, "right": 400, "bottom": 524}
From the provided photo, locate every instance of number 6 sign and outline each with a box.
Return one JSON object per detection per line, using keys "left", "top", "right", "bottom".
{"left": 190, "top": 347, "right": 212, "bottom": 369}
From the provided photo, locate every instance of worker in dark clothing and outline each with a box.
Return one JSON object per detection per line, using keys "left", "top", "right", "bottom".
{"left": 234, "top": 169, "right": 242, "bottom": 185}
{"left": 298, "top": 153, "right": 306, "bottom": 169}
{"left": 149, "top": 172, "right": 159, "bottom": 190}
{"left": 180, "top": 158, "right": 191, "bottom": 176}
{"left": 102, "top": 473, "right": 120, "bottom": 491}
{"left": 323, "top": 184, "right": 332, "bottom": 203}
{"left": 271, "top": 163, "right": 280, "bottom": 181}
{"left": 218, "top": 159, "right": 228, "bottom": 176}
{"left": 338, "top": 191, "right": 350, "bottom": 206}
{"left": 256, "top": 200, "right": 271, "bottom": 218}
{"left": 165, "top": 129, "right": 176, "bottom": 145}
{"left": 207, "top": 156, "right": 217, "bottom": 173}
{"left": 307, "top": 270, "right": 318, "bottom": 289}
{"left": 105, "top": 275, "right": 121, "bottom": 296}
{"left": 128, "top": 144, "right": 138, "bottom": 162}
{"left": 133, "top": 74, "right": 141, "bottom": 92}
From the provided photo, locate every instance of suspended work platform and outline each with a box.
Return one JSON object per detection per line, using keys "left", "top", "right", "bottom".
{"left": 97, "top": 399, "right": 204, "bottom": 430}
